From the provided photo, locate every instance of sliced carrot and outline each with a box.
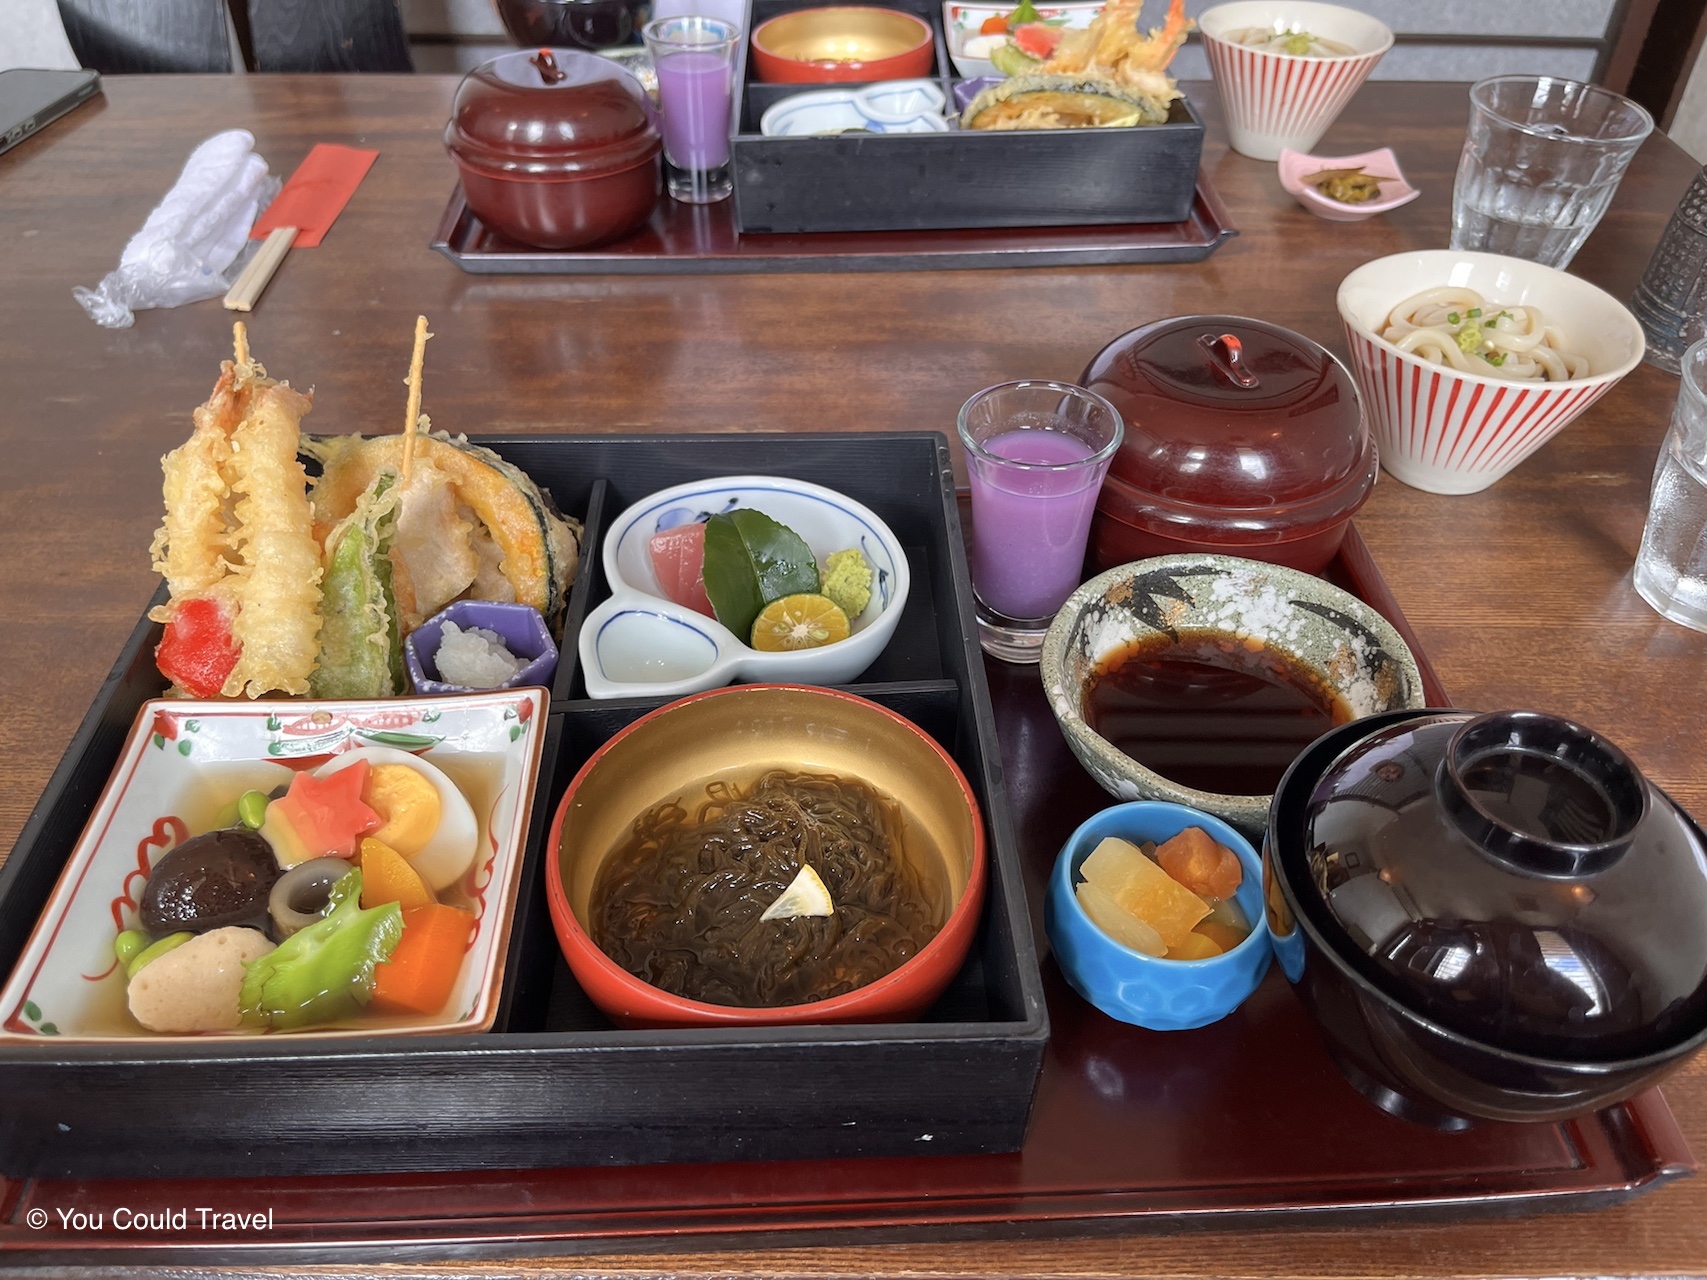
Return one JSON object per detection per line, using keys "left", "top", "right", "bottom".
{"left": 369, "top": 903, "right": 473, "bottom": 1016}
{"left": 1156, "top": 827, "right": 1244, "bottom": 901}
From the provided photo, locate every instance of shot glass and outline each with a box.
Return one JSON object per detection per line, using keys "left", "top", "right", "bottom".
{"left": 1634, "top": 337, "right": 1707, "bottom": 632}
{"left": 1450, "top": 75, "right": 1652, "bottom": 270}
{"left": 959, "top": 381, "right": 1123, "bottom": 663}
{"left": 642, "top": 15, "right": 739, "bottom": 204}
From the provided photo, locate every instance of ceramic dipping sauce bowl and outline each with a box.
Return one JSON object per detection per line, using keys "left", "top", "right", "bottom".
{"left": 406, "top": 600, "right": 559, "bottom": 695}
{"left": 1041, "top": 554, "right": 1427, "bottom": 839}
{"left": 1079, "top": 316, "right": 1378, "bottom": 576}
{"left": 577, "top": 475, "right": 910, "bottom": 699}
{"left": 445, "top": 47, "right": 661, "bottom": 250}
{"left": 1047, "top": 801, "right": 1271, "bottom": 1030}
{"left": 1267, "top": 707, "right": 1707, "bottom": 1127}
{"left": 546, "top": 684, "right": 987, "bottom": 1028}
{"left": 751, "top": 6, "right": 936, "bottom": 83}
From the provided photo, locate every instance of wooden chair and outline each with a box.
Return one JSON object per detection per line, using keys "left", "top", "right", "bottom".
{"left": 54, "top": 0, "right": 231, "bottom": 73}
{"left": 241, "top": 0, "right": 413, "bottom": 72}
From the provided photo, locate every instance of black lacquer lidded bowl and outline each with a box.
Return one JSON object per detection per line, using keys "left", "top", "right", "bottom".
{"left": 1266, "top": 708, "right": 1707, "bottom": 1128}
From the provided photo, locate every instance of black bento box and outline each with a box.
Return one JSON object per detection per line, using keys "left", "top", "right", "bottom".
{"left": 0, "top": 432, "right": 1049, "bottom": 1180}
{"left": 731, "top": 0, "right": 1205, "bottom": 233}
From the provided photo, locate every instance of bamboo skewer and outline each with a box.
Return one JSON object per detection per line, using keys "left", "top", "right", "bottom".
{"left": 233, "top": 321, "right": 250, "bottom": 369}
{"left": 400, "top": 315, "right": 431, "bottom": 484}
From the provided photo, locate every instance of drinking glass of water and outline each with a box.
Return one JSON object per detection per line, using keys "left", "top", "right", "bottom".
{"left": 1634, "top": 338, "right": 1707, "bottom": 632}
{"left": 959, "top": 381, "right": 1123, "bottom": 663}
{"left": 1451, "top": 75, "right": 1652, "bottom": 270}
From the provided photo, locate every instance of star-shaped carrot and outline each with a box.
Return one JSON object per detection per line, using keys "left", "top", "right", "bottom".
{"left": 268, "top": 759, "right": 381, "bottom": 861}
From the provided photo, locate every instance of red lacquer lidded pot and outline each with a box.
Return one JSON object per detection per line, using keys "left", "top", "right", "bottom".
{"left": 445, "top": 47, "right": 661, "bottom": 250}
{"left": 1079, "top": 315, "right": 1378, "bottom": 575}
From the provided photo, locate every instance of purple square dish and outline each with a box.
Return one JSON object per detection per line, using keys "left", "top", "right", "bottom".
{"left": 407, "top": 601, "right": 559, "bottom": 695}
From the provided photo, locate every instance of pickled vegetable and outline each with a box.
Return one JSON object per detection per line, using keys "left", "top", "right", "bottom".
{"left": 1079, "top": 836, "right": 1209, "bottom": 948}
{"left": 1155, "top": 826, "right": 1242, "bottom": 900}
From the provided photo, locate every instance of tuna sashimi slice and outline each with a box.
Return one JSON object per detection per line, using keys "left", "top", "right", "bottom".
{"left": 648, "top": 522, "right": 714, "bottom": 616}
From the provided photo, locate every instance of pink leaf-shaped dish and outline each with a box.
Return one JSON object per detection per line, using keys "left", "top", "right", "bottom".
{"left": 1278, "top": 147, "right": 1419, "bottom": 222}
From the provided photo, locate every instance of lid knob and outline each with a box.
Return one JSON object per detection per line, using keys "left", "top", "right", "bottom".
{"left": 531, "top": 48, "right": 567, "bottom": 84}
{"left": 1437, "top": 711, "right": 1647, "bottom": 878}
{"left": 1198, "top": 332, "right": 1260, "bottom": 390}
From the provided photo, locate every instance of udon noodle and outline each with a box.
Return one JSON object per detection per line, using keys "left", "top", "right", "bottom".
{"left": 1224, "top": 26, "right": 1355, "bottom": 56}
{"left": 1379, "top": 288, "right": 1591, "bottom": 382}
{"left": 589, "top": 770, "right": 946, "bottom": 1008}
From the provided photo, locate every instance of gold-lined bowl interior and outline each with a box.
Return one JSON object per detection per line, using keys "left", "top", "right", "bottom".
{"left": 558, "top": 687, "right": 975, "bottom": 929}
{"left": 753, "top": 7, "right": 932, "bottom": 64}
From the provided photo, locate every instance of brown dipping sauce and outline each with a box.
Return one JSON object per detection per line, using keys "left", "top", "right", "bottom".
{"left": 589, "top": 770, "right": 946, "bottom": 1008}
{"left": 1084, "top": 631, "right": 1352, "bottom": 795}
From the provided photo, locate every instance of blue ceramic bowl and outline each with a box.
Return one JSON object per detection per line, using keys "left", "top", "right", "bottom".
{"left": 1046, "top": 801, "right": 1272, "bottom": 1031}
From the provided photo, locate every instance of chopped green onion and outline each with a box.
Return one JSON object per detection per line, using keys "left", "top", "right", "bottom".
{"left": 1468, "top": 308, "right": 1483, "bottom": 318}
{"left": 1484, "top": 352, "right": 1505, "bottom": 367}
{"left": 1446, "top": 312, "right": 1460, "bottom": 325}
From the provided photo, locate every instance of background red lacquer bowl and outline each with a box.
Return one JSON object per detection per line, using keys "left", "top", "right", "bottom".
{"left": 546, "top": 684, "right": 987, "bottom": 1029}
{"left": 445, "top": 47, "right": 661, "bottom": 250}
{"left": 750, "top": 7, "right": 935, "bottom": 83}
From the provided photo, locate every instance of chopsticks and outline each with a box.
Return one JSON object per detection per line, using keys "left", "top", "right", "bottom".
{"left": 223, "top": 226, "right": 298, "bottom": 312}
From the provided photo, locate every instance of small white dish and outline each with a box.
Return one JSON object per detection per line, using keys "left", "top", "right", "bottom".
{"left": 1278, "top": 147, "right": 1419, "bottom": 222}
{"left": 0, "top": 690, "right": 548, "bottom": 1043}
{"left": 941, "top": 0, "right": 1100, "bottom": 78}
{"left": 760, "top": 80, "right": 949, "bottom": 136}
{"left": 579, "top": 476, "right": 911, "bottom": 699}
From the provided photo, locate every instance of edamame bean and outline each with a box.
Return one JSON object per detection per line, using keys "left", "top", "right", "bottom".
{"left": 237, "top": 790, "right": 270, "bottom": 830}
{"left": 114, "top": 929, "right": 150, "bottom": 964}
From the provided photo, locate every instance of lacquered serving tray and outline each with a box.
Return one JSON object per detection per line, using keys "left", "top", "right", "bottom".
{"left": 0, "top": 518, "right": 1690, "bottom": 1267}
{"left": 429, "top": 174, "right": 1236, "bottom": 275}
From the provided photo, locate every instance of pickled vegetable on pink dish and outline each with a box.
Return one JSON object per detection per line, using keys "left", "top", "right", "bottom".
{"left": 648, "top": 523, "right": 714, "bottom": 616}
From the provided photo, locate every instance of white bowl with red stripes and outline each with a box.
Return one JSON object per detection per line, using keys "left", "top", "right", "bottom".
{"left": 1337, "top": 250, "right": 1645, "bottom": 495}
{"left": 1199, "top": 2, "right": 1392, "bottom": 161}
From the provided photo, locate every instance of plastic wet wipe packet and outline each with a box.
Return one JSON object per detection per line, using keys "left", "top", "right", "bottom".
{"left": 74, "top": 129, "right": 278, "bottom": 329}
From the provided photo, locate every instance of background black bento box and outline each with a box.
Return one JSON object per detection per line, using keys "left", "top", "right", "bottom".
{"left": 731, "top": 0, "right": 1205, "bottom": 233}
{"left": 0, "top": 432, "right": 1049, "bottom": 1180}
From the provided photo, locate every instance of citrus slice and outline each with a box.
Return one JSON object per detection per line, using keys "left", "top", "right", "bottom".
{"left": 749, "top": 594, "right": 851, "bottom": 652}
{"left": 760, "top": 865, "right": 834, "bottom": 921}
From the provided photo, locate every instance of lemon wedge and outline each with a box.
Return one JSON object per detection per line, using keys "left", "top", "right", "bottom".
{"left": 760, "top": 865, "right": 834, "bottom": 921}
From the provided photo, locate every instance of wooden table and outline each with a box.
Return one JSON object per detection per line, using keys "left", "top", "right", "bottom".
{"left": 1, "top": 74, "right": 1704, "bottom": 1277}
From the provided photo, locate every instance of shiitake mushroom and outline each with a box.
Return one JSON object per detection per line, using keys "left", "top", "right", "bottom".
{"left": 140, "top": 828, "right": 281, "bottom": 935}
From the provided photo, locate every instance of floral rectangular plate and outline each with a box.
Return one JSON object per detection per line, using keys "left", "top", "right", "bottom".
{"left": 943, "top": 0, "right": 1101, "bottom": 79}
{"left": 0, "top": 689, "right": 548, "bottom": 1043}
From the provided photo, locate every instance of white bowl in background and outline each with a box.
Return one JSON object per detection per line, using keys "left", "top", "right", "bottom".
{"left": 1199, "top": 1, "right": 1392, "bottom": 160}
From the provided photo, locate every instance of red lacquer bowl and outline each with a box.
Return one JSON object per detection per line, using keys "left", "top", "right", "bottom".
{"left": 445, "top": 47, "right": 661, "bottom": 250}
{"left": 750, "top": 7, "right": 935, "bottom": 84}
{"left": 546, "top": 684, "right": 986, "bottom": 1029}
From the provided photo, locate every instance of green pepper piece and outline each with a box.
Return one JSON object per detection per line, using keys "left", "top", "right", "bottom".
{"left": 701, "top": 509, "right": 822, "bottom": 643}
{"left": 239, "top": 869, "right": 402, "bottom": 1031}
{"left": 1006, "top": 0, "right": 1040, "bottom": 25}
{"left": 127, "top": 932, "right": 193, "bottom": 981}
{"left": 310, "top": 472, "right": 405, "bottom": 699}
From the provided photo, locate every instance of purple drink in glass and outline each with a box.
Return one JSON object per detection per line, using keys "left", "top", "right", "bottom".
{"left": 643, "top": 15, "right": 737, "bottom": 203}
{"left": 959, "top": 381, "right": 1123, "bottom": 663}
{"left": 656, "top": 51, "right": 733, "bottom": 169}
